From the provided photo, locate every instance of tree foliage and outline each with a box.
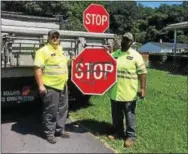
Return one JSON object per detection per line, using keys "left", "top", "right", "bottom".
{"left": 1, "top": 1, "right": 188, "bottom": 44}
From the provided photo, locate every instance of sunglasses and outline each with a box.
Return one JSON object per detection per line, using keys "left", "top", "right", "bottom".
{"left": 51, "top": 35, "right": 60, "bottom": 39}
{"left": 122, "top": 37, "right": 131, "bottom": 41}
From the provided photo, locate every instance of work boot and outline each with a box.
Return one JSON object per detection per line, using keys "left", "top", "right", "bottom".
{"left": 124, "top": 138, "right": 135, "bottom": 148}
{"left": 55, "top": 131, "right": 70, "bottom": 138}
{"left": 60, "top": 132, "right": 70, "bottom": 138}
{"left": 46, "top": 136, "right": 56, "bottom": 144}
{"left": 108, "top": 134, "right": 117, "bottom": 140}
{"left": 108, "top": 134, "right": 123, "bottom": 140}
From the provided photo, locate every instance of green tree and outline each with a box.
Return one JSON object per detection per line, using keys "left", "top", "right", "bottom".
{"left": 107, "top": 1, "right": 139, "bottom": 34}
{"left": 182, "top": 1, "right": 188, "bottom": 8}
{"left": 1, "top": 1, "right": 188, "bottom": 44}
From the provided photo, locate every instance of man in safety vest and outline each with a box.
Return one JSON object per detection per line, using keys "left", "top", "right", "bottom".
{"left": 108, "top": 32, "right": 147, "bottom": 148}
{"left": 34, "top": 30, "right": 71, "bottom": 144}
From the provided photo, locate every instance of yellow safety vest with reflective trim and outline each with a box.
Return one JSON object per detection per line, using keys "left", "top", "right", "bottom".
{"left": 110, "top": 48, "right": 147, "bottom": 101}
{"left": 34, "top": 43, "right": 68, "bottom": 90}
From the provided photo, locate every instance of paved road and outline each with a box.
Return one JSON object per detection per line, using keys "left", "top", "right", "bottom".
{"left": 1, "top": 108, "right": 115, "bottom": 153}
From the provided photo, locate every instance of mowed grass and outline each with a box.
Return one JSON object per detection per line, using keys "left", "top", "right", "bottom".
{"left": 70, "top": 68, "right": 188, "bottom": 153}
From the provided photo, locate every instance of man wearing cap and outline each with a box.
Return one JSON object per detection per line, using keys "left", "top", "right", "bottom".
{"left": 34, "top": 29, "right": 71, "bottom": 144}
{"left": 108, "top": 32, "right": 147, "bottom": 148}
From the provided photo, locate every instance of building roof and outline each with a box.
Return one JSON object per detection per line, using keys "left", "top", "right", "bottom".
{"left": 1, "top": 11, "right": 58, "bottom": 22}
{"left": 150, "top": 42, "right": 188, "bottom": 49}
{"left": 164, "top": 21, "right": 188, "bottom": 30}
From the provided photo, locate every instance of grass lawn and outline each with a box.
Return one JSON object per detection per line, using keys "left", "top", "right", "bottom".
{"left": 70, "top": 68, "right": 188, "bottom": 153}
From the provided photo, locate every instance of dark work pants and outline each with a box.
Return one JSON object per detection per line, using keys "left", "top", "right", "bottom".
{"left": 40, "top": 85, "right": 68, "bottom": 137}
{"left": 111, "top": 99, "right": 136, "bottom": 140}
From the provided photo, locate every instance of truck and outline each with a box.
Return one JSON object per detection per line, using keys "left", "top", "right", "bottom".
{"left": 1, "top": 11, "right": 115, "bottom": 109}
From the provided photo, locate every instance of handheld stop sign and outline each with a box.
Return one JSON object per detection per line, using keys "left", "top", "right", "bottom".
{"left": 71, "top": 48, "right": 117, "bottom": 95}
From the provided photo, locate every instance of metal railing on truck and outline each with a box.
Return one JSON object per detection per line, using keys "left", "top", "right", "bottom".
{"left": 1, "top": 29, "right": 115, "bottom": 78}
{"left": 1, "top": 36, "right": 77, "bottom": 67}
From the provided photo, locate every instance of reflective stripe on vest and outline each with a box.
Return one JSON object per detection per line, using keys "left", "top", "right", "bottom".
{"left": 117, "top": 70, "right": 137, "bottom": 75}
{"left": 35, "top": 44, "right": 69, "bottom": 90}
{"left": 110, "top": 49, "right": 146, "bottom": 101}
{"left": 117, "top": 75, "right": 137, "bottom": 80}
{"left": 43, "top": 70, "right": 68, "bottom": 75}
{"left": 42, "top": 46, "right": 68, "bottom": 76}
{"left": 137, "top": 64, "right": 147, "bottom": 74}
{"left": 43, "top": 64, "right": 68, "bottom": 75}
{"left": 117, "top": 70, "right": 137, "bottom": 80}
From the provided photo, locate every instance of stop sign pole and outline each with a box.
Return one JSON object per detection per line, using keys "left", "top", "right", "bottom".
{"left": 71, "top": 48, "right": 117, "bottom": 95}
{"left": 83, "top": 3, "right": 109, "bottom": 33}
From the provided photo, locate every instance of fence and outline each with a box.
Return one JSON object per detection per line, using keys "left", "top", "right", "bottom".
{"left": 141, "top": 53, "right": 188, "bottom": 75}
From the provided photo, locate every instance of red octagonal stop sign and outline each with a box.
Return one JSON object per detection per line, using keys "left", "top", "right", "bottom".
{"left": 83, "top": 4, "right": 109, "bottom": 33}
{"left": 71, "top": 48, "right": 117, "bottom": 95}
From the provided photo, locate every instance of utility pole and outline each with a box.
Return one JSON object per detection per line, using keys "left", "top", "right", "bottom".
{"left": 173, "top": 29, "right": 177, "bottom": 72}
{"left": 55, "top": 15, "right": 67, "bottom": 30}
{"left": 173, "top": 29, "right": 177, "bottom": 56}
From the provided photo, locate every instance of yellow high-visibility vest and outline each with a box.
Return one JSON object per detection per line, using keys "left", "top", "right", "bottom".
{"left": 110, "top": 48, "right": 147, "bottom": 101}
{"left": 34, "top": 43, "right": 68, "bottom": 90}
